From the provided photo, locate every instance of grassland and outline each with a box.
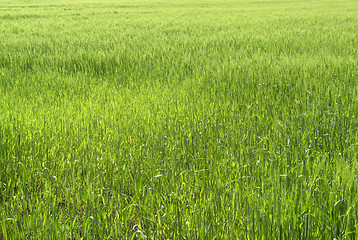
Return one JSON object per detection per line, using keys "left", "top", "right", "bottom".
{"left": 1, "top": 0, "right": 358, "bottom": 238}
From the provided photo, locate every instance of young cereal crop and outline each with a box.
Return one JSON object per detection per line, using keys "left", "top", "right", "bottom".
{"left": 0, "top": 0, "right": 358, "bottom": 238}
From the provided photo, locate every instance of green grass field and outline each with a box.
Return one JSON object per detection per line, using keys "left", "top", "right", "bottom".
{"left": 1, "top": 0, "right": 358, "bottom": 238}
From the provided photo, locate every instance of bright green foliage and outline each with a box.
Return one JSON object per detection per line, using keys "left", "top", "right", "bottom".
{"left": 1, "top": 0, "right": 358, "bottom": 238}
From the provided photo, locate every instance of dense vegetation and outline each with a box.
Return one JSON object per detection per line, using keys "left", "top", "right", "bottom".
{"left": 1, "top": 0, "right": 358, "bottom": 238}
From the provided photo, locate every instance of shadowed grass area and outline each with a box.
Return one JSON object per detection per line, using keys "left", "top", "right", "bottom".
{"left": 1, "top": 0, "right": 358, "bottom": 238}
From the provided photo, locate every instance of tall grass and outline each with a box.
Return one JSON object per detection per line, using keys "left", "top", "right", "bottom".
{"left": 1, "top": 0, "right": 358, "bottom": 238}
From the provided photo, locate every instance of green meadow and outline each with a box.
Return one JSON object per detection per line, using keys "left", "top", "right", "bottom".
{"left": 1, "top": 0, "right": 358, "bottom": 238}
